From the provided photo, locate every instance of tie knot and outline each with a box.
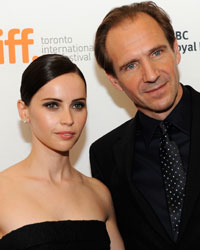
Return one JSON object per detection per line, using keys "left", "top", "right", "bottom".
{"left": 159, "top": 121, "right": 171, "bottom": 135}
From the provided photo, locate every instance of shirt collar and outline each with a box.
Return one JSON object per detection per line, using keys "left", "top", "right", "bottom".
{"left": 165, "top": 85, "right": 191, "bottom": 134}
{"left": 136, "top": 85, "right": 191, "bottom": 147}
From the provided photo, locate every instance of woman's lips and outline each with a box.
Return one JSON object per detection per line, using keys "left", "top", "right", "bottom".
{"left": 56, "top": 131, "right": 75, "bottom": 139}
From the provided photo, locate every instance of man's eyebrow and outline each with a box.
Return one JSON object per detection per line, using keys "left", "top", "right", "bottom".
{"left": 119, "top": 59, "right": 138, "bottom": 72}
{"left": 119, "top": 45, "right": 168, "bottom": 72}
{"left": 148, "top": 45, "right": 167, "bottom": 55}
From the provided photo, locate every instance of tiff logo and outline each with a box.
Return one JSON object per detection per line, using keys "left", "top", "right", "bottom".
{"left": 0, "top": 28, "right": 34, "bottom": 64}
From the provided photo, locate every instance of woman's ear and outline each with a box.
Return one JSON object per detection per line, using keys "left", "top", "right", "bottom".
{"left": 17, "top": 100, "right": 29, "bottom": 123}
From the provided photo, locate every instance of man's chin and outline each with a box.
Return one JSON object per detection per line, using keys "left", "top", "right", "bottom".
{"left": 154, "top": 103, "right": 175, "bottom": 113}
{"left": 137, "top": 101, "right": 175, "bottom": 115}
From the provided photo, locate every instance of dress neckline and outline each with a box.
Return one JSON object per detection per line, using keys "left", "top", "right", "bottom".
{"left": 0, "top": 220, "right": 105, "bottom": 240}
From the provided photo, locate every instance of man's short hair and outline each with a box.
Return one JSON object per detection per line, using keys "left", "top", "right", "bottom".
{"left": 95, "top": 1, "right": 175, "bottom": 76}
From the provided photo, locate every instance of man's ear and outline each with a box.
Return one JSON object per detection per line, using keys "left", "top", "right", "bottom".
{"left": 106, "top": 73, "right": 123, "bottom": 91}
{"left": 173, "top": 39, "right": 181, "bottom": 65}
{"left": 17, "top": 100, "right": 30, "bottom": 123}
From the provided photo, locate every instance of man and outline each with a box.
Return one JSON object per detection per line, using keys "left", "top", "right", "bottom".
{"left": 90, "top": 1, "right": 200, "bottom": 249}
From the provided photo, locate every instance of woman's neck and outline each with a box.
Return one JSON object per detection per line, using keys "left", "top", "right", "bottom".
{"left": 21, "top": 140, "right": 74, "bottom": 184}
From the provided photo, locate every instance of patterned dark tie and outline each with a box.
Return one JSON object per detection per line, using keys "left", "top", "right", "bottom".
{"left": 159, "top": 121, "right": 186, "bottom": 240}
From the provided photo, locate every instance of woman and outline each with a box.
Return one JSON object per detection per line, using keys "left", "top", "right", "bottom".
{"left": 0, "top": 54, "right": 125, "bottom": 250}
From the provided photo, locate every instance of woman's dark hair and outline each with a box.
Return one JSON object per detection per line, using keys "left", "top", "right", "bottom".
{"left": 20, "top": 54, "right": 86, "bottom": 105}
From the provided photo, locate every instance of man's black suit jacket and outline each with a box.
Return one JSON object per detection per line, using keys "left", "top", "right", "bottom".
{"left": 90, "top": 85, "right": 200, "bottom": 250}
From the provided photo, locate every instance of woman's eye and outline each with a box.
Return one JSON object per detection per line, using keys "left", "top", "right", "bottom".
{"left": 43, "top": 102, "right": 59, "bottom": 109}
{"left": 72, "top": 102, "right": 85, "bottom": 110}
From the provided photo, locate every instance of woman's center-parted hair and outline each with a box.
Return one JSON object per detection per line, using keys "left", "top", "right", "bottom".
{"left": 20, "top": 54, "right": 86, "bottom": 106}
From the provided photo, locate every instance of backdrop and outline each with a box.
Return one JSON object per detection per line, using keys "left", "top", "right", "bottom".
{"left": 1, "top": 0, "right": 200, "bottom": 176}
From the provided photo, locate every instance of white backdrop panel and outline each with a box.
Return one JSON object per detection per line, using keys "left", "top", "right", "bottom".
{"left": 0, "top": 0, "right": 200, "bottom": 176}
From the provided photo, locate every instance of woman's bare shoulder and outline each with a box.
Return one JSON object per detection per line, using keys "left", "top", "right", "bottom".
{"left": 0, "top": 167, "right": 13, "bottom": 185}
{"left": 88, "top": 176, "right": 109, "bottom": 190}
{"left": 84, "top": 175, "right": 112, "bottom": 202}
{"left": 0, "top": 162, "right": 24, "bottom": 191}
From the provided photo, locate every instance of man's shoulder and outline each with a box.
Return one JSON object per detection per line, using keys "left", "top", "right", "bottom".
{"left": 91, "top": 117, "right": 136, "bottom": 149}
{"left": 185, "top": 84, "right": 200, "bottom": 95}
{"left": 184, "top": 85, "right": 200, "bottom": 105}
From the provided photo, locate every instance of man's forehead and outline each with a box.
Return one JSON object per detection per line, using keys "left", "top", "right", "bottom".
{"left": 106, "top": 13, "right": 166, "bottom": 52}
{"left": 108, "top": 12, "right": 160, "bottom": 33}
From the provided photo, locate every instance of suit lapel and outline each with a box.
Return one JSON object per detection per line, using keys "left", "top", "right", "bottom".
{"left": 179, "top": 86, "right": 200, "bottom": 237}
{"left": 112, "top": 117, "right": 172, "bottom": 242}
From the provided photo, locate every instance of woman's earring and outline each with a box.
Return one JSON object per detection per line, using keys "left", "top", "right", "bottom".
{"left": 23, "top": 119, "right": 27, "bottom": 123}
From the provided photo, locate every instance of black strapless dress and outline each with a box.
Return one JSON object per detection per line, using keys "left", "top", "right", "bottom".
{"left": 0, "top": 220, "right": 110, "bottom": 250}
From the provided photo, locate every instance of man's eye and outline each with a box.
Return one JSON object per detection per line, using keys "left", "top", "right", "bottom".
{"left": 43, "top": 102, "right": 58, "bottom": 109}
{"left": 126, "top": 63, "right": 135, "bottom": 70}
{"left": 153, "top": 50, "right": 162, "bottom": 56}
{"left": 123, "top": 60, "right": 139, "bottom": 71}
{"left": 72, "top": 102, "right": 85, "bottom": 110}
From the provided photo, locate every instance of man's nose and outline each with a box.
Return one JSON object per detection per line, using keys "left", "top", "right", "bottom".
{"left": 142, "top": 60, "right": 159, "bottom": 83}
